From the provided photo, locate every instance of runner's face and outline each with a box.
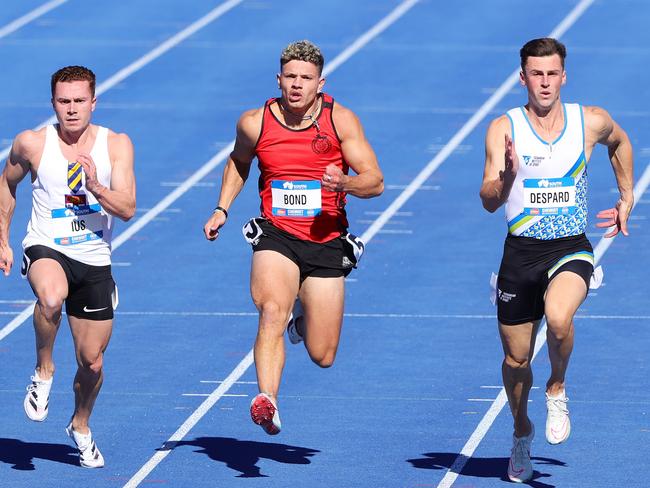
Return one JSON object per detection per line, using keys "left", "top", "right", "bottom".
{"left": 277, "top": 60, "right": 325, "bottom": 113}
{"left": 521, "top": 54, "right": 566, "bottom": 110}
{"left": 52, "top": 80, "right": 96, "bottom": 133}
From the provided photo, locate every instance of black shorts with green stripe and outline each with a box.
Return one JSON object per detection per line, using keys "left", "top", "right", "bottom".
{"left": 496, "top": 233, "right": 593, "bottom": 325}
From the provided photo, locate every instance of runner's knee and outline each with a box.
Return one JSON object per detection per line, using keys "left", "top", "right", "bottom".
{"left": 545, "top": 309, "right": 573, "bottom": 340}
{"left": 36, "top": 291, "right": 65, "bottom": 321}
{"left": 308, "top": 348, "right": 337, "bottom": 368}
{"left": 257, "top": 301, "right": 290, "bottom": 333}
{"left": 78, "top": 350, "right": 103, "bottom": 375}
{"left": 503, "top": 353, "right": 530, "bottom": 370}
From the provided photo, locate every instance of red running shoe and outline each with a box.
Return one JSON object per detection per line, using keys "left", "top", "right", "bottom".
{"left": 250, "top": 393, "right": 281, "bottom": 435}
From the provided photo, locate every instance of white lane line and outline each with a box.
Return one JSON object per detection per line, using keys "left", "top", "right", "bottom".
{"left": 0, "top": 0, "right": 244, "bottom": 341}
{"left": 322, "top": 0, "right": 420, "bottom": 76}
{"left": 122, "top": 2, "right": 421, "bottom": 486}
{"left": 0, "top": 304, "right": 35, "bottom": 341}
{"left": 0, "top": 0, "right": 245, "bottom": 161}
{"left": 123, "top": 350, "right": 254, "bottom": 488}
{"left": 199, "top": 380, "right": 257, "bottom": 384}
{"left": 0, "top": 0, "right": 68, "bottom": 40}
{"left": 3, "top": 310, "right": 650, "bottom": 320}
{"left": 181, "top": 393, "right": 248, "bottom": 397}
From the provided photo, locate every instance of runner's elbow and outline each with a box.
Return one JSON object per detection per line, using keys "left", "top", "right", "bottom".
{"left": 119, "top": 205, "right": 136, "bottom": 222}
{"left": 479, "top": 194, "right": 498, "bottom": 212}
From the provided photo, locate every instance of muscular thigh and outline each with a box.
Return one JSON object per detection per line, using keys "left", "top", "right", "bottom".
{"left": 544, "top": 270, "right": 587, "bottom": 323}
{"left": 499, "top": 319, "right": 541, "bottom": 363}
{"left": 23, "top": 246, "right": 70, "bottom": 301}
{"left": 299, "top": 275, "right": 345, "bottom": 342}
{"left": 250, "top": 250, "right": 300, "bottom": 309}
{"left": 68, "top": 316, "right": 113, "bottom": 360}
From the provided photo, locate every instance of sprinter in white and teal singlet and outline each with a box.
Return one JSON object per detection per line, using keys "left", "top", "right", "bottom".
{"left": 479, "top": 38, "right": 634, "bottom": 483}
{"left": 505, "top": 103, "right": 587, "bottom": 240}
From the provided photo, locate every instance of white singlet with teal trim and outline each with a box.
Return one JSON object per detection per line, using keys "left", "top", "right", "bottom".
{"left": 505, "top": 103, "right": 587, "bottom": 240}
{"left": 22, "top": 125, "right": 113, "bottom": 266}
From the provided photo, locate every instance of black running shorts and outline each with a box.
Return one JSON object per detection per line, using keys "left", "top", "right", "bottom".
{"left": 247, "top": 219, "right": 357, "bottom": 282}
{"left": 497, "top": 233, "right": 594, "bottom": 325}
{"left": 21, "top": 245, "right": 116, "bottom": 320}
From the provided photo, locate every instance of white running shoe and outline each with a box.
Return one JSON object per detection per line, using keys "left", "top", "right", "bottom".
{"left": 250, "top": 393, "right": 282, "bottom": 435}
{"left": 507, "top": 421, "right": 535, "bottom": 483}
{"left": 546, "top": 390, "right": 570, "bottom": 444}
{"left": 24, "top": 371, "right": 53, "bottom": 422}
{"left": 66, "top": 423, "right": 105, "bottom": 468}
{"left": 286, "top": 299, "right": 304, "bottom": 345}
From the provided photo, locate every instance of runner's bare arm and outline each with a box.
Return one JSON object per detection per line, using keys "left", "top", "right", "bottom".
{"left": 322, "top": 103, "right": 383, "bottom": 198}
{"left": 0, "top": 131, "right": 41, "bottom": 275}
{"left": 585, "top": 106, "right": 634, "bottom": 237}
{"left": 480, "top": 116, "right": 518, "bottom": 213}
{"left": 203, "top": 108, "right": 260, "bottom": 241}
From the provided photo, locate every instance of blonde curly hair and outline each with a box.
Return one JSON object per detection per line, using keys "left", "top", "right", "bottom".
{"left": 280, "top": 40, "right": 324, "bottom": 75}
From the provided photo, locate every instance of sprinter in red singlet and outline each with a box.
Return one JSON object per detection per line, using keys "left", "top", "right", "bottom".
{"left": 203, "top": 40, "right": 383, "bottom": 435}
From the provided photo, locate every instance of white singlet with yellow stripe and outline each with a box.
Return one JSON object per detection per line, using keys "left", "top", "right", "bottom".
{"left": 505, "top": 103, "right": 587, "bottom": 240}
{"left": 22, "top": 125, "right": 113, "bottom": 266}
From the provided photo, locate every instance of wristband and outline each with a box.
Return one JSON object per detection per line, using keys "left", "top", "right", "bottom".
{"left": 213, "top": 206, "right": 228, "bottom": 219}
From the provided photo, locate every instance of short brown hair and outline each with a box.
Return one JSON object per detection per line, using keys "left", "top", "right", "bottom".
{"left": 280, "top": 40, "right": 324, "bottom": 75}
{"left": 51, "top": 66, "right": 96, "bottom": 97}
{"left": 520, "top": 38, "right": 567, "bottom": 71}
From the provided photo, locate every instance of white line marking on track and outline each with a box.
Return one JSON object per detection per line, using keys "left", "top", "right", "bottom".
{"left": 0, "top": 305, "right": 35, "bottom": 341}
{"left": 377, "top": 229, "right": 413, "bottom": 234}
{"left": 123, "top": 350, "right": 254, "bottom": 488}
{"left": 160, "top": 181, "right": 216, "bottom": 187}
{"left": 364, "top": 210, "right": 414, "bottom": 216}
{"left": 0, "top": 0, "right": 245, "bottom": 342}
{"left": 0, "top": 0, "right": 68, "bottom": 40}
{"left": 122, "top": 2, "right": 421, "bottom": 486}
{"left": 200, "top": 380, "right": 257, "bottom": 384}
{"left": 182, "top": 393, "right": 248, "bottom": 397}
{"left": 385, "top": 184, "right": 440, "bottom": 190}
{"left": 3, "top": 311, "right": 650, "bottom": 320}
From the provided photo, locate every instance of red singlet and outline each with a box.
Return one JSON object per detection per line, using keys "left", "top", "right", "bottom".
{"left": 255, "top": 93, "right": 349, "bottom": 243}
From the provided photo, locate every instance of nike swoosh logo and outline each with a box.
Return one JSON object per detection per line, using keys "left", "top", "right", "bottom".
{"left": 83, "top": 306, "right": 109, "bottom": 313}
{"left": 551, "top": 424, "right": 568, "bottom": 439}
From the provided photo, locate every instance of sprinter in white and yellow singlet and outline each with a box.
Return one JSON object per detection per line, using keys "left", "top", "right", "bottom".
{"left": 479, "top": 38, "right": 634, "bottom": 483}
{"left": 0, "top": 66, "right": 136, "bottom": 468}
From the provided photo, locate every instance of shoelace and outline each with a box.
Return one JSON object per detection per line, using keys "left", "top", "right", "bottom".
{"left": 547, "top": 396, "right": 569, "bottom": 418}
{"left": 26, "top": 378, "right": 41, "bottom": 394}
{"left": 511, "top": 436, "right": 530, "bottom": 465}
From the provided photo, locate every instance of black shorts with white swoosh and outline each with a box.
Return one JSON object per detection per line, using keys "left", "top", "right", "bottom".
{"left": 23, "top": 245, "right": 116, "bottom": 320}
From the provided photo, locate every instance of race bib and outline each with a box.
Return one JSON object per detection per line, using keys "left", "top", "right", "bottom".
{"left": 51, "top": 193, "right": 104, "bottom": 246}
{"left": 271, "top": 180, "right": 321, "bottom": 217}
{"left": 523, "top": 177, "right": 576, "bottom": 216}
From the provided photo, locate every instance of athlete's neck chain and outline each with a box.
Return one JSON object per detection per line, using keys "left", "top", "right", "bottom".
{"left": 279, "top": 96, "right": 321, "bottom": 131}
